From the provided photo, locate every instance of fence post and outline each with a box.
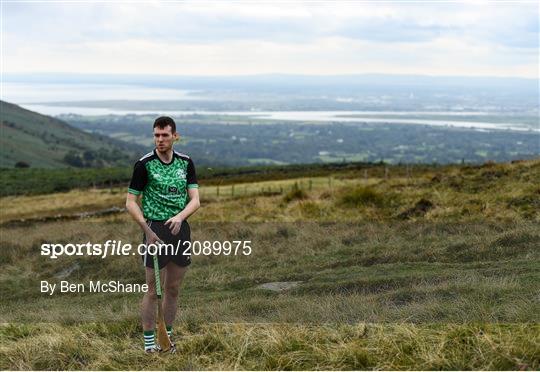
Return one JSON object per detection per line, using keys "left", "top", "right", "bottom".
{"left": 231, "top": 184, "right": 235, "bottom": 196}
{"left": 217, "top": 185, "right": 220, "bottom": 196}
{"left": 309, "top": 179, "right": 313, "bottom": 190}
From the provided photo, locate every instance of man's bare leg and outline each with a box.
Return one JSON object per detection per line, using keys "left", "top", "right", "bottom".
{"left": 141, "top": 267, "right": 157, "bottom": 331}
{"left": 162, "top": 262, "right": 188, "bottom": 326}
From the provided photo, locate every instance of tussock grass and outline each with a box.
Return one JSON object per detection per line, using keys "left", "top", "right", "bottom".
{"left": 283, "top": 183, "right": 309, "bottom": 203}
{"left": 0, "top": 188, "right": 125, "bottom": 223}
{"left": 2, "top": 219, "right": 538, "bottom": 324}
{"left": 1, "top": 159, "right": 539, "bottom": 224}
{"left": 1, "top": 159, "right": 539, "bottom": 369}
{"left": 338, "top": 186, "right": 387, "bottom": 208}
{"left": 1, "top": 322, "right": 538, "bottom": 370}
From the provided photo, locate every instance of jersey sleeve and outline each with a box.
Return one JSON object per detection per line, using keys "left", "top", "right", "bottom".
{"left": 187, "top": 158, "right": 198, "bottom": 189}
{"left": 128, "top": 161, "right": 148, "bottom": 195}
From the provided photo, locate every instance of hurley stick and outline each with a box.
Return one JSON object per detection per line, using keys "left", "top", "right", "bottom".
{"left": 153, "top": 248, "right": 172, "bottom": 351}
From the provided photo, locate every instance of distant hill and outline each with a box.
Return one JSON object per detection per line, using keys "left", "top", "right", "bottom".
{"left": 0, "top": 101, "right": 143, "bottom": 168}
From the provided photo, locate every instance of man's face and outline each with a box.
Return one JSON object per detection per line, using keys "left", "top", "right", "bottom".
{"left": 153, "top": 125, "right": 177, "bottom": 152}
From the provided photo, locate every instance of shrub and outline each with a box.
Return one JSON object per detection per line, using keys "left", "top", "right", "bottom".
{"left": 397, "top": 198, "right": 434, "bottom": 219}
{"left": 283, "top": 183, "right": 308, "bottom": 203}
{"left": 339, "top": 186, "right": 385, "bottom": 208}
{"left": 299, "top": 201, "right": 323, "bottom": 218}
{"left": 14, "top": 161, "right": 30, "bottom": 168}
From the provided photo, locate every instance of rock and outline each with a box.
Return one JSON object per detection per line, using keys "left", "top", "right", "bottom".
{"left": 55, "top": 263, "right": 80, "bottom": 279}
{"left": 256, "top": 281, "right": 302, "bottom": 292}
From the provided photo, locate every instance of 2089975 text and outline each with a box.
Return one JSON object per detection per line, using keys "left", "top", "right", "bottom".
{"left": 151, "top": 240, "right": 252, "bottom": 256}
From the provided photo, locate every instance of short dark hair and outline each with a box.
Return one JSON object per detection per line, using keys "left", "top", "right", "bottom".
{"left": 153, "top": 116, "right": 176, "bottom": 133}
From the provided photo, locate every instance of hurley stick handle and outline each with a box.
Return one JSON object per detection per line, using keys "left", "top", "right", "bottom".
{"left": 153, "top": 248, "right": 162, "bottom": 298}
{"left": 152, "top": 241, "right": 172, "bottom": 351}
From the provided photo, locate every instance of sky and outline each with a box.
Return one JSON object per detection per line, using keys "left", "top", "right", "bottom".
{"left": 2, "top": 1, "right": 539, "bottom": 78}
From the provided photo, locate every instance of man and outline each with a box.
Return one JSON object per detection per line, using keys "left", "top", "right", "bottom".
{"left": 126, "top": 116, "right": 200, "bottom": 353}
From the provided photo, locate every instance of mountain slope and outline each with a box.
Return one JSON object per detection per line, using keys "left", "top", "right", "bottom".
{"left": 0, "top": 100, "right": 142, "bottom": 168}
{"left": 0, "top": 158, "right": 538, "bottom": 370}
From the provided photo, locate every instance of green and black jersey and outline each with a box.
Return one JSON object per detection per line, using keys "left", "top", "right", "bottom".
{"left": 128, "top": 149, "right": 198, "bottom": 221}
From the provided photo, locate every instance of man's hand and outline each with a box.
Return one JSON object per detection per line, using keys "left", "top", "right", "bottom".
{"left": 164, "top": 215, "right": 184, "bottom": 235}
{"left": 145, "top": 229, "right": 162, "bottom": 246}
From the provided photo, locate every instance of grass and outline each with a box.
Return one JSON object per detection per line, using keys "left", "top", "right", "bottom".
{"left": 3, "top": 158, "right": 538, "bottom": 224}
{"left": 283, "top": 183, "right": 308, "bottom": 203}
{"left": 0, "top": 158, "right": 539, "bottom": 369}
{"left": 1, "top": 323, "right": 538, "bottom": 370}
{"left": 0, "top": 101, "right": 139, "bottom": 169}
{"left": 338, "top": 186, "right": 386, "bottom": 208}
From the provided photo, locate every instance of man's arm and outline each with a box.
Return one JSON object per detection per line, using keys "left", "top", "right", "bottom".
{"left": 179, "top": 188, "right": 201, "bottom": 220}
{"left": 165, "top": 188, "right": 200, "bottom": 235}
{"left": 126, "top": 193, "right": 160, "bottom": 244}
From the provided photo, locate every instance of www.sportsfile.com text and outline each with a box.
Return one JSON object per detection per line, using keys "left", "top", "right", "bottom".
{"left": 40, "top": 240, "right": 253, "bottom": 259}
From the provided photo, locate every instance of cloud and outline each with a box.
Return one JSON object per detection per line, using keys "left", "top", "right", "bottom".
{"left": 2, "top": 1, "right": 538, "bottom": 77}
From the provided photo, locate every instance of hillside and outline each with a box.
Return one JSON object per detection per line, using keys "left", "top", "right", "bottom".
{"left": 0, "top": 159, "right": 538, "bottom": 369}
{"left": 0, "top": 101, "right": 141, "bottom": 168}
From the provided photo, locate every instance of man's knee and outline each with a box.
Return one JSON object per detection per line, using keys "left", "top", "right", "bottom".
{"left": 164, "top": 283, "right": 179, "bottom": 298}
{"left": 144, "top": 291, "right": 158, "bottom": 301}
{"left": 144, "top": 283, "right": 157, "bottom": 299}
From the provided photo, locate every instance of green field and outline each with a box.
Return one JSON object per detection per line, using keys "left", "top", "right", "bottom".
{"left": 1, "top": 159, "right": 539, "bottom": 369}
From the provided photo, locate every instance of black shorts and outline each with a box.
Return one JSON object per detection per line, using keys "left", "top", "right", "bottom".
{"left": 142, "top": 220, "right": 191, "bottom": 269}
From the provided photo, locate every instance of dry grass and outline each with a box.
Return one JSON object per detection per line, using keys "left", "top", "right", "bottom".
{"left": 1, "top": 159, "right": 539, "bottom": 369}
{"left": 1, "top": 322, "right": 538, "bottom": 370}
{"left": 0, "top": 188, "right": 125, "bottom": 223}
{"left": 2, "top": 159, "right": 538, "bottom": 224}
